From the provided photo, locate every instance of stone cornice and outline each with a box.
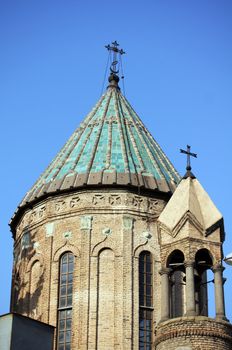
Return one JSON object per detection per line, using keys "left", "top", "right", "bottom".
{"left": 14, "top": 191, "right": 166, "bottom": 240}
{"left": 10, "top": 184, "right": 173, "bottom": 237}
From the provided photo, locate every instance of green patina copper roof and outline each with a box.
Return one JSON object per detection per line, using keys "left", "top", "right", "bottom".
{"left": 17, "top": 78, "right": 181, "bottom": 209}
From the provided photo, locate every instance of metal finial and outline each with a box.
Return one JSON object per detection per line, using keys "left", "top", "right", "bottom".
{"left": 105, "top": 41, "right": 125, "bottom": 83}
{"left": 180, "top": 145, "right": 197, "bottom": 178}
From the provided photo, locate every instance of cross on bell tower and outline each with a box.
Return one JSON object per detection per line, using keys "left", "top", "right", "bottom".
{"left": 180, "top": 144, "right": 197, "bottom": 178}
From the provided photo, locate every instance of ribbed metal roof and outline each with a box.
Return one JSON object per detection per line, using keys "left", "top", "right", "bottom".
{"left": 17, "top": 79, "right": 180, "bottom": 210}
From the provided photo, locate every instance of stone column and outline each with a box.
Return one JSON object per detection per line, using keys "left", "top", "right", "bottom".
{"left": 212, "top": 264, "right": 226, "bottom": 320}
{"left": 159, "top": 268, "right": 171, "bottom": 322}
{"left": 184, "top": 261, "right": 196, "bottom": 316}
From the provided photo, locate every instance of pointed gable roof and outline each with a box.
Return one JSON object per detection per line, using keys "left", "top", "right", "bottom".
{"left": 158, "top": 176, "right": 222, "bottom": 233}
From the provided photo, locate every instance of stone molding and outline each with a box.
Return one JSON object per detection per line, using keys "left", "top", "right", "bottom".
{"left": 53, "top": 242, "right": 80, "bottom": 262}
{"left": 159, "top": 267, "right": 172, "bottom": 276}
{"left": 16, "top": 173, "right": 176, "bottom": 212}
{"left": 26, "top": 255, "right": 44, "bottom": 274}
{"left": 133, "top": 239, "right": 150, "bottom": 257}
{"left": 15, "top": 191, "right": 166, "bottom": 237}
{"left": 91, "top": 236, "right": 108, "bottom": 257}
{"left": 211, "top": 263, "right": 225, "bottom": 273}
{"left": 91, "top": 237, "right": 121, "bottom": 257}
{"left": 133, "top": 242, "right": 159, "bottom": 258}
{"left": 158, "top": 211, "right": 204, "bottom": 238}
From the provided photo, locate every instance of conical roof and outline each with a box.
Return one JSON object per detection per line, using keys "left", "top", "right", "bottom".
{"left": 16, "top": 78, "right": 180, "bottom": 215}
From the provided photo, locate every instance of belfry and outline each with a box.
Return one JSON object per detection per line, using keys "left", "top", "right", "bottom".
{"left": 9, "top": 43, "right": 232, "bottom": 349}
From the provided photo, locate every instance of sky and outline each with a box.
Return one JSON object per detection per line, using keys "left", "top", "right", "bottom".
{"left": 1, "top": 0, "right": 232, "bottom": 319}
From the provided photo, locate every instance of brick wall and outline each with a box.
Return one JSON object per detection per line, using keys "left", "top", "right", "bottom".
{"left": 155, "top": 316, "right": 232, "bottom": 350}
{"left": 11, "top": 189, "right": 165, "bottom": 349}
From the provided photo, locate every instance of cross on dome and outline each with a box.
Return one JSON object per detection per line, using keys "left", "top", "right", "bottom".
{"left": 105, "top": 40, "right": 125, "bottom": 75}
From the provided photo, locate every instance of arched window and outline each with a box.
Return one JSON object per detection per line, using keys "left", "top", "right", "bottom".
{"left": 139, "top": 251, "right": 153, "bottom": 349}
{"left": 195, "top": 249, "right": 213, "bottom": 316}
{"left": 57, "top": 252, "right": 74, "bottom": 350}
{"left": 167, "top": 249, "right": 185, "bottom": 318}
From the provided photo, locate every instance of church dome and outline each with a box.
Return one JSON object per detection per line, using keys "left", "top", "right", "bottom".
{"left": 9, "top": 44, "right": 231, "bottom": 350}
{"left": 21, "top": 84, "right": 179, "bottom": 201}
{"left": 14, "top": 80, "right": 180, "bottom": 213}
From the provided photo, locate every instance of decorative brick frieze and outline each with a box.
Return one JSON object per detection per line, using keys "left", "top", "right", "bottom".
{"left": 155, "top": 317, "right": 232, "bottom": 350}
{"left": 15, "top": 191, "right": 166, "bottom": 239}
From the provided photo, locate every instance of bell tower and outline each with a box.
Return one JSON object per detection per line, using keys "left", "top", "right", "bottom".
{"left": 9, "top": 44, "right": 232, "bottom": 350}
{"left": 156, "top": 146, "right": 232, "bottom": 349}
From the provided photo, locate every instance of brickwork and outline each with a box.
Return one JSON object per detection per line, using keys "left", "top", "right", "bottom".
{"left": 11, "top": 189, "right": 165, "bottom": 349}
{"left": 11, "top": 187, "right": 232, "bottom": 349}
{"left": 155, "top": 317, "right": 232, "bottom": 350}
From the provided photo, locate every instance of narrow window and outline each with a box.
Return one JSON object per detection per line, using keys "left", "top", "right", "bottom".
{"left": 21, "top": 231, "right": 30, "bottom": 250}
{"left": 139, "top": 251, "right": 153, "bottom": 349}
{"left": 57, "top": 252, "right": 74, "bottom": 350}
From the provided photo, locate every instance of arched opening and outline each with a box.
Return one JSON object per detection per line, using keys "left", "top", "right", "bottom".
{"left": 167, "top": 250, "right": 185, "bottom": 318}
{"left": 139, "top": 251, "right": 153, "bottom": 350}
{"left": 57, "top": 252, "right": 74, "bottom": 350}
{"left": 195, "top": 249, "right": 213, "bottom": 316}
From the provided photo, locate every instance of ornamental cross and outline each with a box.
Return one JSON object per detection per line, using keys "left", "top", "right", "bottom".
{"left": 180, "top": 145, "right": 197, "bottom": 171}
{"left": 105, "top": 41, "right": 125, "bottom": 74}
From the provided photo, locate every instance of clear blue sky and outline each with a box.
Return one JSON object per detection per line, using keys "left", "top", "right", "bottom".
{"left": 1, "top": 0, "right": 232, "bottom": 319}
